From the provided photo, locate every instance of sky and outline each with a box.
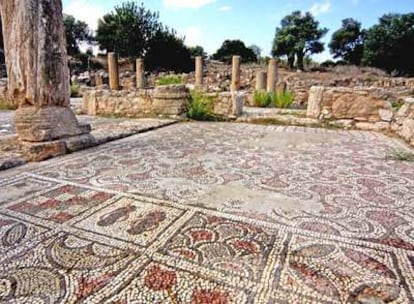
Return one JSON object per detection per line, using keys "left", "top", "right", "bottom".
{"left": 62, "top": 0, "right": 414, "bottom": 61}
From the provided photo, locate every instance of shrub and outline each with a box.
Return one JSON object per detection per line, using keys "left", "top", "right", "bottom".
{"left": 271, "top": 90, "right": 294, "bottom": 108}
{"left": 187, "top": 91, "right": 214, "bottom": 120}
{"left": 70, "top": 81, "right": 80, "bottom": 97}
{"left": 253, "top": 90, "right": 272, "bottom": 107}
{"left": 155, "top": 75, "right": 183, "bottom": 86}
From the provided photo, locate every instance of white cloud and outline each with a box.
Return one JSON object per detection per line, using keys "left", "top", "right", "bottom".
{"left": 218, "top": 5, "right": 232, "bottom": 12}
{"left": 63, "top": 0, "right": 104, "bottom": 31}
{"left": 163, "top": 0, "right": 216, "bottom": 9}
{"left": 309, "top": 1, "right": 331, "bottom": 16}
{"left": 185, "top": 26, "right": 202, "bottom": 46}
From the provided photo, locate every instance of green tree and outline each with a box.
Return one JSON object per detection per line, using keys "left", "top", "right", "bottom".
{"left": 272, "top": 11, "right": 328, "bottom": 70}
{"left": 63, "top": 14, "right": 93, "bottom": 56}
{"left": 145, "top": 28, "right": 193, "bottom": 73}
{"left": 95, "top": 2, "right": 161, "bottom": 58}
{"left": 212, "top": 40, "right": 257, "bottom": 63}
{"left": 188, "top": 45, "right": 206, "bottom": 58}
{"left": 363, "top": 13, "right": 414, "bottom": 76}
{"left": 249, "top": 44, "right": 262, "bottom": 61}
{"left": 329, "top": 18, "right": 365, "bottom": 65}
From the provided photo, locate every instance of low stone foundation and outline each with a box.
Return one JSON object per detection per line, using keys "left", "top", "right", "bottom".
{"left": 307, "top": 86, "right": 414, "bottom": 146}
{"left": 82, "top": 85, "right": 244, "bottom": 119}
{"left": 82, "top": 85, "right": 190, "bottom": 117}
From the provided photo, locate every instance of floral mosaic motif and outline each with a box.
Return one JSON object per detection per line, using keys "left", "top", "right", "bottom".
{"left": 274, "top": 235, "right": 409, "bottom": 303}
{"left": 0, "top": 233, "right": 138, "bottom": 303}
{"left": 74, "top": 197, "right": 184, "bottom": 247}
{"left": 0, "top": 215, "right": 47, "bottom": 253}
{"left": 7, "top": 185, "right": 113, "bottom": 223}
{"left": 160, "top": 213, "right": 276, "bottom": 282}
{"left": 107, "top": 262, "right": 248, "bottom": 304}
{"left": 1, "top": 123, "right": 414, "bottom": 302}
{"left": 35, "top": 123, "right": 414, "bottom": 247}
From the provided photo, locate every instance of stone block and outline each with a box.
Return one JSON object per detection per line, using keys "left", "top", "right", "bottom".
{"left": 307, "top": 86, "right": 324, "bottom": 118}
{"left": 14, "top": 106, "right": 91, "bottom": 142}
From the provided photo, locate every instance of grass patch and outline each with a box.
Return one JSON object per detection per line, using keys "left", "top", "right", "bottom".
{"left": 252, "top": 90, "right": 294, "bottom": 109}
{"left": 391, "top": 99, "right": 405, "bottom": 111}
{"left": 253, "top": 90, "right": 272, "bottom": 107}
{"left": 71, "top": 81, "right": 80, "bottom": 97}
{"left": 187, "top": 91, "right": 214, "bottom": 121}
{"left": 271, "top": 91, "right": 294, "bottom": 109}
{"left": 156, "top": 75, "right": 183, "bottom": 86}
{"left": 386, "top": 149, "right": 414, "bottom": 162}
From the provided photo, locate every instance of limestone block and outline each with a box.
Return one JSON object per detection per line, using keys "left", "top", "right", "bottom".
{"left": 20, "top": 140, "right": 66, "bottom": 162}
{"left": 331, "top": 94, "right": 391, "bottom": 121}
{"left": 379, "top": 109, "right": 394, "bottom": 122}
{"left": 307, "top": 86, "right": 324, "bottom": 118}
{"left": 14, "top": 106, "right": 91, "bottom": 142}
{"left": 152, "top": 85, "right": 190, "bottom": 115}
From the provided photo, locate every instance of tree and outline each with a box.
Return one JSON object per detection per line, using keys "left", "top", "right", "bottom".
{"left": 249, "top": 44, "right": 262, "bottom": 61}
{"left": 329, "top": 18, "right": 364, "bottom": 65}
{"left": 272, "top": 11, "right": 328, "bottom": 70}
{"left": 145, "top": 28, "right": 192, "bottom": 73}
{"left": 63, "top": 14, "right": 93, "bottom": 56}
{"left": 363, "top": 13, "right": 414, "bottom": 76}
{"left": 95, "top": 1, "right": 161, "bottom": 58}
{"left": 212, "top": 40, "right": 257, "bottom": 63}
{"left": 189, "top": 45, "right": 206, "bottom": 58}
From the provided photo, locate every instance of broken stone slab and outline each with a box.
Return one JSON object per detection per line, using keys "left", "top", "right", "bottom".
{"left": 14, "top": 106, "right": 91, "bottom": 142}
{"left": 20, "top": 140, "right": 67, "bottom": 162}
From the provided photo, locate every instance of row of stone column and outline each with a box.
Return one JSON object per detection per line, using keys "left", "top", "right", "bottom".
{"left": 106, "top": 52, "right": 278, "bottom": 92}
{"left": 106, "top": 53, "right": 146, "bottom": 90}
{"left": 195, "top": 56, "right": 279, "bottom": 93}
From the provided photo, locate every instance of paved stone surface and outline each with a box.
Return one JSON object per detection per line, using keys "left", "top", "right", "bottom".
{"left": 0, "top": 122, "right": 414, "bottom": 303}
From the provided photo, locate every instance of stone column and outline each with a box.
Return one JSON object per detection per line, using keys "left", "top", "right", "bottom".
{"left": 255, "top": 71, "right": 267, "bottom": 91}
{"left": 267, "top": 58, "right": 278, "bottom": 93}
{"left": 231, "top": 56, "right": 241, "bottom": 92}
{"left": 0, "top": 0, "right": 90, "bottom": 142}
{"left": 195, "top": 56, "right": 203, "bottom": 88}
{"left": 136, "top": 58, "right": 145, "bottom": 89}
{"left": 95, "top": 73, "right": 103, "bottom": 87}
{"left": 108, "top": 52, "right": 120, "bottom": 90}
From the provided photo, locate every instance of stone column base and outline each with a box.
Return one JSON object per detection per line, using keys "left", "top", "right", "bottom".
{"left": 14, "top": 106, "right": 91, "bottom": 142}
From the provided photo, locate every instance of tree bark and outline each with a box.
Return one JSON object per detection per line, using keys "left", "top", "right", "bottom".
{"left": 0, "top": 0, "right": 69, "bottom": 107}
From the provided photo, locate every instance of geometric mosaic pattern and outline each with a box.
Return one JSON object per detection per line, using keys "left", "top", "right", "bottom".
{"left": 1, "top": 122, "right": 414, "bottom": 303}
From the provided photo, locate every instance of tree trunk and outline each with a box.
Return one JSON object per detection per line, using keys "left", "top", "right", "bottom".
{"left": 288, "top": 54, "right": 295, "bottom": 70}
{"left": 0, "top": 0, "right": 90, "bottom": 142}
{"left": 0, "top": 0, "right": 69, "bottom": 107}
{"left": 296, "top": 52, "right": 305, "bottom": 71}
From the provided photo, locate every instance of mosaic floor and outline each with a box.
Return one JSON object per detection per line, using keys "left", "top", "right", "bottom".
{"left": 1, "top": 122, "right": 414, "bottom": 303}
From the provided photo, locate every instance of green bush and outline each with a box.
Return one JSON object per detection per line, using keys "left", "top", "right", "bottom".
{"left": 70, "top": 81, "right": 80, "bottom": 97}
{"left": 156, "top": 75, "right": 183, "bottom": 86}
{"left": 253, "top": 90, "right": 272, "bottom": 107}
{"left": 187, "top": 91, "right": 214, "bottom": 121}
{"left": 271, "top": 90, "right": 294, "bottom": 108}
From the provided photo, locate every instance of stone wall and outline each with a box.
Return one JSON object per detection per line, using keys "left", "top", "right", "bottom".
{"left": 392, "top": 101, "right": 414, "bottom": 146}
{"left": 82, "top": 85, "right": 244, "bottom": 119}
{"left": 82, "top": 85, "right": 190, "bottom": 117}
{"left": 307, "top": 86, "right": 414, "bottom": 146}
{"left": 286, "top": 76, "right": 414, "bottom": 106}
{"left": 206, "top": 92, "right": 244, "bottom": 118}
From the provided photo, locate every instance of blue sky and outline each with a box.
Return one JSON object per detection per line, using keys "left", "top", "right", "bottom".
{"left": 62, "top": 0, "right": 414, "bottom": 61}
